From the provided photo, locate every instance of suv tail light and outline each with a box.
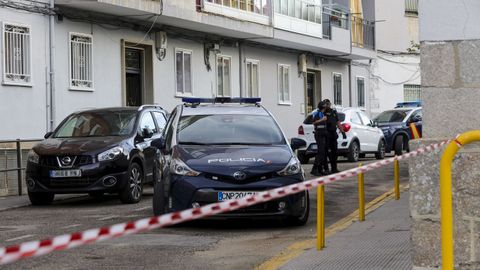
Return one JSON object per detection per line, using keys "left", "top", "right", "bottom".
{"left": 298, "top": 126, "right": 305, "bottom": 135}
{"left": 342, "top": 123, "right": 351, "bottom": 133}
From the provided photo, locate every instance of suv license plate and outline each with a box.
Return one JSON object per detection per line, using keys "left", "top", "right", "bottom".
{"left": 218, "top": 191, "right": 257, "bottom": 202}
{"left": 50, "top": 170, "right": 82, "bottom": 178}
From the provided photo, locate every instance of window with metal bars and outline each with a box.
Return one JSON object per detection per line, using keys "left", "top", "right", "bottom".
{"left": 278, "top": 64, "right": 290, "bottom": 104}
{"left": 69, "top": 33, "right": 93, "bottom": 90}
{"left": 333, "top": 73, "right": 342, "bottom": 105}
{"left": 403, "top": 84, "right": 421, "bottom": 101}
{"left": 217, "top": 55, "right": 231, "bottom": 97}
{"left": 405, "top": 0, "right": 418, "bottom": 16}
{"left": 357, "top": 77, "right": 365, "bottom": 107}
{"left": 175, "top": 48, "right": 193, "bottom": 95}
{"left": 2, "top": 23, "right": 31, "bottom": 85}
{"left": 246, "top": 59, "right": 260, "bottom": 97}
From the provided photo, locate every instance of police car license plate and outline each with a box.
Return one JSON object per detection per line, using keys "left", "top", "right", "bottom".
{"left": 218, "top": 191, "right": 257, "bottom": 201}
{"left": 49, "top": 170, "right": 82, "bottom": 178}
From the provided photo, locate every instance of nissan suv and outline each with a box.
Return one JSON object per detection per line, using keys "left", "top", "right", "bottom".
{"left": 26, "top": 105, "right": 168, "bottom": 205}
{"left": 151, "top": 97, "right": 309, "bottom": 225}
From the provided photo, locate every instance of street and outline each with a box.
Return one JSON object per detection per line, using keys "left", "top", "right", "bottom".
{"left": 0, "top": 156, "right": 409, "bottom": 270}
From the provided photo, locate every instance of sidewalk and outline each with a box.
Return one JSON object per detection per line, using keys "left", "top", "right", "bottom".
{"left": 281, "top": 192, "right": 411, "bottom": 270}
{"left": 0, "top": 194, "right": 83, "bottom": 211}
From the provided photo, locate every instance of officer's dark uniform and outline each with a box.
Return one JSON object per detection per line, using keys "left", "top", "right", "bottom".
{"left": 311, "top": 107, "right": 327, "bottom": 176}
{"left": 324, "top": 107, "right": 341, "bottom": 173}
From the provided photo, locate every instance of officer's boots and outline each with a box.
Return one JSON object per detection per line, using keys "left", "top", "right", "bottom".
{"left": 311, "top": 165, "right": 323, "bottom": 176}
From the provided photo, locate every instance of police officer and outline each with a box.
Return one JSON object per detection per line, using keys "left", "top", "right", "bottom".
{"left": 323, "top": 99, "right": 346, "bottom": 174}
{"left": 310, "top": 101, "right": 328, "bottom": 176}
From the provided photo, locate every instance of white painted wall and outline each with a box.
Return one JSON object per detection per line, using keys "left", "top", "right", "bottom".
{"left": 0, "top": 6, "right": 49, "bottom": 139}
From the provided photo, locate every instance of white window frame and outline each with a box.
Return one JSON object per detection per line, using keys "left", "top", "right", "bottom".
{"left": 69, "top": 32, "right": 93, "bottom": 91}
{"left": 2, "top": 22, "right": 33, "bottom": 87}
{"left": 356, "top": 76, "right": 365, "bottom": 108}
{"left": 333, "top": 72, "right": 342, "bottom": 106}
{"left": 245, "top": 59, "right": 260, "bottom": 98}
{"left": 174, "top": 48, "right": 194, "bottom": 97}
{"left": 216, "top": 54, "right": 232, "bottom": 97}
{"left": 278, "top": 63, "right": 291, "bottom": 105}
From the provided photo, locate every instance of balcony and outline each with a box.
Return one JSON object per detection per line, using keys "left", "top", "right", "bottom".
{"left": 322, "top": 6, "right": 349, "bottom": 39}
{"left": 202, "top": 0, "right": 271, "bottom": 25}
{"left": 273, "top": 0, "right": 323, "bottom": 38}
{"left": 351, "top": 16, "right": 375, "bottom": 50}
{"left": 55, "top": 0, "right": 163, "bottom": 15}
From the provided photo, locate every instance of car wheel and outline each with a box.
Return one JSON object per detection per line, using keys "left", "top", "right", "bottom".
{"left": 394, "top": 136, "right": 404, "bottom": 156}
{"left": 88, "top": 191, "right": 104, "bottom": 199}
{"left": 375, "top": 140, "right": 386, "bottom": 160}
{"left": 152, "top": 175, "right": 168, "bottom": 216}
{"left": 120, "top": 163, "right": 144, "bottom": 204}
{"left": 28, "top": 191, "right": 54, "bottom": 206}
{"left": 298, "top": 153, "right": 310, "bottom": 164}
{"left": 286, "top": 191, "right": 310, "bottom": 226}
{"left": 347, "top": 141, "right": 360, "bottom": 162}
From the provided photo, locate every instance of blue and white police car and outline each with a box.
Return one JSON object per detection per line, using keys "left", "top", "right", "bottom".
{"left": 151, "top": 97, "right": 309, "bottom": 225}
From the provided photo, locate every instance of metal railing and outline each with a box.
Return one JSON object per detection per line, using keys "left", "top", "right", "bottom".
{"left": 351, "top": 16, "right": 375, "bottom": 50}
{"left": 0, "top": 139, "right": 42, "bottom": 196}
{"left": 322, "top": 8, "right": 349, "bottom": 39}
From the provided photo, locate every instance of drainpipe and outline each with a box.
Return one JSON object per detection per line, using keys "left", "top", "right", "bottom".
{"left": 238, "top": 41, "right": 243, "bottom": 97}
{"left": 348, "top": 61, "right": 352, "bottom": 107}
{"left": 48, "top": 0, "right": 56, "bottom": 131}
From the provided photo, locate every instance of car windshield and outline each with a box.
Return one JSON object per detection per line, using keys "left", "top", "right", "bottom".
{"left": 374, "top": 110, "right": 410, "bottom": 123}
{"left": 177, "top": 114, "right": 285, "bottom": 145}
{"left": 53, "top": 111, "right": 137, "bottom": 138}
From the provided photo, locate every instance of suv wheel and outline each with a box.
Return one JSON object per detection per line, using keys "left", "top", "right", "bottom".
{"left": 286, "top": 191, "right": 310, "bottom": 226}
{"left": 375, "top": 140, "right": 386, "bottom": 160}
{"left": 394, "top": 136, "right": 404, "bottom": 156}
{"left": 120, "top": 163, "right": 144, "bottom": 204}
{"left": 347, "top": 141, "right": 360, "bottom": 162}
{"left": 28, "top": 191, "right": 54, "bottom": 205}
{"left": 297, "top": 153, "right": 310, "bottom": 164}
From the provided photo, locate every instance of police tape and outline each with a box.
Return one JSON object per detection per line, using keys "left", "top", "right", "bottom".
{"left": 0, "top": 139, "right": 450, "bottom": 265}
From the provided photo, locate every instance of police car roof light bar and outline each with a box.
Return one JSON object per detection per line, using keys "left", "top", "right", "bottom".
{"left": 182, "top": 97, "right": 261, "bottom": 104}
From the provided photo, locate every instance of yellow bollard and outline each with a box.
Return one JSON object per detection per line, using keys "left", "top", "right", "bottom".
{"left": 394, "top": 158, "right": 400, "bottom": 200}
{"left": 317, "top": 185, "right": 325, "bottom": 250}
{"left": 439, "top": 131, "right": 480, "bottom": 270}
{"left": 358, "top": 163, "right": 365, "bottom": 221}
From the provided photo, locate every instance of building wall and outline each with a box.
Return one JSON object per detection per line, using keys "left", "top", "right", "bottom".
{"left": 0, "top": 6, "right": 49, "bottom": 139}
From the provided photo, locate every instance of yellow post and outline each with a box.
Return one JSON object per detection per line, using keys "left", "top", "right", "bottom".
{"left": 317, "top": 185, "right": 325, "bottom": 250}
{"left": 439, "top": 131, "right": 480, "bottom": 270}
{"left": 358, "top": 163, "right": 365, "bottom": 221}
{"left": 394, "top": 158, "right": 400, "bottom": 200}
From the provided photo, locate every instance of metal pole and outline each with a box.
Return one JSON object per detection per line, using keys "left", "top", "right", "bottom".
{"left": 15, "top": 140, "right": 23, "bottom": 196}
{"left": 394, "top": 158, "right": 400, "bottom": 200}
{"left": 49, "top": 0, "right": 56, "bottom": 131}
{"left": 317, "top": 185, "right": 325, "bottom": 250}
{"left": 358, "top": 163, "right": 365, "bottom": 221}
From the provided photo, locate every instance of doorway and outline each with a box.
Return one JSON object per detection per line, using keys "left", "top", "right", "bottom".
{"left": 305, "top": 70, "right": 322, "bottom": 114}
{"left": 125, "top": 47, "right": 144, "bottom": 106}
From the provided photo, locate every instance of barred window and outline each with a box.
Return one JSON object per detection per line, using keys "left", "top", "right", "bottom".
{"left": 70, "top": 33, "right": 93, "bottom": 90}
{"left": 404, "top": 84, "right": 421, "bottom": 101}
{"left": 405, "top": 0, "right": 418, "bottom": 16}
{"left": 333, "top": 73, "right": 342, "bottom": 105}
{"left": 175, "top": 48, "right": 192, "bottom": 95}
{"left": 278, "top": 64, "right": 290, "bottom": 104}
{"left": 246, "top": 59, "right": 260, "bottom": 98}
{"left": 2, "top": 23, "right": 31, "bottom": 85}
{"left": 357, "top": 77, "right": 365, "bottom": 107}
{"left": 217, "top": 55, "right": 231, "bottom": 97}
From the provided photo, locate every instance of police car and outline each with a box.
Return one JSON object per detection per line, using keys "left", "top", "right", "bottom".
{"left": 151, "top": 97, "right": 309, "bottom": 225}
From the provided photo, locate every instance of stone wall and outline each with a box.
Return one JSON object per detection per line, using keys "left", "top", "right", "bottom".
{"left": 410, "top": 39, "right": 480, "bottom": 269}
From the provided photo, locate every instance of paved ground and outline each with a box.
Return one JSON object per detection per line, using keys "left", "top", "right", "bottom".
{"left": 0, "top": 155, "right": 409, "bottom": 270}
{"left": 281, "top": 192, "right": 411, "bottom": 270}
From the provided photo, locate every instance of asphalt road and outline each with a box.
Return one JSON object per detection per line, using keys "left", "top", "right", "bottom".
{"left": 0, "top": 155, "right": 409, "bottom": 270}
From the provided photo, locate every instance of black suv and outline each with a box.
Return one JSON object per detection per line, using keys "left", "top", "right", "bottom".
{"left": 26, "top": 105, "right": 168, "bottom": 205}
{"left": 151, "top": 98, "right": 309, "bottom": 225}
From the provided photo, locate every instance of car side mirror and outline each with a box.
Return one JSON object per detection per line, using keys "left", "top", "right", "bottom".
{"left": 44, "top": 131, "right": 53, "bottom": 139}
{"left": 290, "top": 138, "right": 307, "bottom": 151}
{"left": 142, "top": 127, "right": 154, "bottom": 139}
{"left": 151, "top": 137, "right": 166, "bottom": 150}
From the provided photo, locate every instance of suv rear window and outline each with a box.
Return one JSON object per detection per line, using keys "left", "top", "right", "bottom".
{"left": 54, "top": 111, "right": 137, "bottom": 138}
{"left": 177, "top": 114, "right": 285, "bottom": 145}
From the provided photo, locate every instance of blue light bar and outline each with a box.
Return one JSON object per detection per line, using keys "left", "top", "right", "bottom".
{"left": 182, "top": 97, "right": 261, "bottom": 104}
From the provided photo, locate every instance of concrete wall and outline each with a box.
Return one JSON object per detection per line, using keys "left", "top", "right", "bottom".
{"left": 410, "top": 0, "right": 480, "bottom": 268}
{"left": 0, "top": 7, "right": 50, "bottom": 139}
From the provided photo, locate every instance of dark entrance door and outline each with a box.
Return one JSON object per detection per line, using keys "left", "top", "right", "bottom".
{"left": 125, "top": 48, "right": 143, "bottom": 106}
{"left": 306, "top": 72, "right": 316, "bottom": 114}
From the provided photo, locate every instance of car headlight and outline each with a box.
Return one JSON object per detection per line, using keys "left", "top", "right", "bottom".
{"left": 27, "top": 150, "right": 39, "bottom": 164}
{"left": 278, "top": 157, "right": 302, "bottom": 176}
{"left": 98, "top": 146, "right": 123, "bottom": 162}
{"left": 170, "top": 158, "right": 200, "bottom": 176}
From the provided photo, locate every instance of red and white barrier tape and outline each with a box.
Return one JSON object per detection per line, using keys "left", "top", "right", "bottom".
{"left": 0, "top": 139, "right": 450, "bottom": 265}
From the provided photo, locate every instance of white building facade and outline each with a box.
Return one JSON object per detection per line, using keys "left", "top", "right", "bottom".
{"left": 0, "top": 0, "right": 377, "bottom": 140}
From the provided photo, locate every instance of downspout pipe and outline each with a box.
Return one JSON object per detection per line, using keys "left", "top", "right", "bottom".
{"left": 48, "top": 0, "right": 56, "bottom": 131}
